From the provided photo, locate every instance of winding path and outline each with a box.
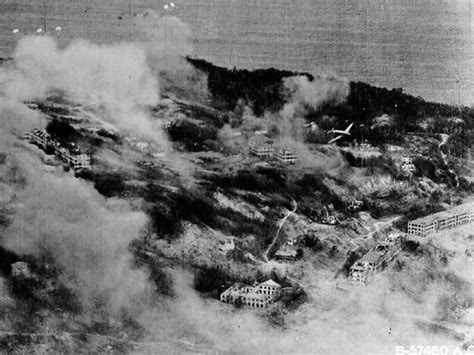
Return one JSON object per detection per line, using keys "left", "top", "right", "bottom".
{"left": 367, "top": 215, "right": 402, "bottom": 238}
{"left": 439, "top": 133, "right": 450, "bottom": 165}
{"left": 263, "top": 196, "right": 297, "bottom": 262}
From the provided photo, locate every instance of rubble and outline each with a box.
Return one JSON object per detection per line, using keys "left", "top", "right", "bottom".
{"left": 24, "top": 129, "right": 91, "bottom": 171}
{"left": 350, "top": 234, "right": 402, "bottom": 286}
{"left": 11, "top": 262, "right": 33, "bottom": 279}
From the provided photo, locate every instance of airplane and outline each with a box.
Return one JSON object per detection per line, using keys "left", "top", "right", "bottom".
{"left": 328, "top": 122, "right": 354, "bottom": 144}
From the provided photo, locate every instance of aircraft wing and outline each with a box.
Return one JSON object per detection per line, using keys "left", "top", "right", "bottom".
{"left": 328, "top": 135, "right": 343, "bottom": 144}
{"left": 345, "top": 122, "right": 354, "bottom": 133}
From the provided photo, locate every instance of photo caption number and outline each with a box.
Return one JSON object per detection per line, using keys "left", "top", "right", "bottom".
{"left": 395, "top": 346, "right": 451, "bottom": 355}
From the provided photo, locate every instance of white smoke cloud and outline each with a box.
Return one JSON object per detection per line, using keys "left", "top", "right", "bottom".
{"left": 2, "top": 152, "right": 149, "bottom": 314}
{"left": 3, "top": 35, "right": 169, "bottom": 148}
{"left": 0, "top": 96, "right": 149, "bottom": 315}
{"left": 270, "top": 74, "right": 349, "bottom": 167}
{"left": 137, "top": 12, "right": 193, "bottom": 71}
{"left": 281, "top": 74, "right": 349, "bottom": 120}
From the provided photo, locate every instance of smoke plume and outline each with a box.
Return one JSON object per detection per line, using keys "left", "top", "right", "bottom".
{"left": 0, "top": 82, "right": 149, "bottom": 316}
{"left": 269, "top": 74, "right": 349, "bottom": 166}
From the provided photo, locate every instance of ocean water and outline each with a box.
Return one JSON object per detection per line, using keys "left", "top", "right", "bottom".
{"left": 0, "top": 0, "right": 473, "bottom": 105}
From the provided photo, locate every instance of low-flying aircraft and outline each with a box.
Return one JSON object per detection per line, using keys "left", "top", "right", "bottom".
{"left": 328, "top": 122, "right": 354, "bottom": 144}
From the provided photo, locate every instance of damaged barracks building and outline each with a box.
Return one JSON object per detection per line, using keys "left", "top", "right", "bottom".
{"left": 407, "top": 202, "right": 474, "bottom": 237}
{"left": 350, "top": 235, "right": 402, "bottom": 286}
{"left": 24, "top": 129, "right": 91, "bottom": 171}
{"left": 220, "top": 280, "right": 281, "bottom": 308}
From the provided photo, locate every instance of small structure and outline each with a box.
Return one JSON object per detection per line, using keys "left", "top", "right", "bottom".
{"left": 251, "top": 144, "right": 274, "bottom": 157}
{"left": 400, "top": 155, "right": 416, "bottom": 175}
{"left": 322, "top": 215, "right": 338, "bottom": 225}
{"left": 275, "top": 149, "right": 298, "bottom": 164}
{"left": 220, "top": 279, "right": 281, "bottom": 308}
{"left": 408, "top": 202, "right": 474, "bottom": 237}
{"left": 70, "top": 154, "right": 91, "bottom": 170}
{"left": 219, "top": 238, "right": 235, "bottom": 253}
{"left": 152, "top": 152, "right": 166, "bottom": 158}
{"left": 11, "top": 262, "right": 33, "bottom": 279}
{"left": 401, "top": 155, "right": 413, "bottom": 165}
{"left": 359, "top": 143, "right": 373, "bottom": 151}
{"left": 254, "top": 130, "right": 268, "bottom": 136}
{"left": 350, "top": 236, "right": 402, "bottom": 286}
{"left": 274, "top": 248, "right": 298, "bottom": 262}
{"left": 348, "top": 200, "right": 363, "bottom": 212}
{"left": 386, "top": 144, "right": 404, "bottom": 152}
{"left": 401, "top": 163, "right": 416, "bottom": 174}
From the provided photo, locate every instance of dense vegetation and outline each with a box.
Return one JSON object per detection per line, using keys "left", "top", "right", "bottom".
{"left": 0, "top": 246, "right": 80, "bottom": 314}
{"left": 143, "top": 183, "right": 277, "bottom": 247}
{"left": 187, "top": 57, "right": 312, "bottom": 116}
{"left": 188, "top": 57, "right": 473, "bottom": 150}
{"left": 46, "top": 118, "right": 81, "bottom": 143}
{"left": 167, "top": 120, "right": 219, "bottom": 152}
{"left": 76, "top": 170, "right": 127, "bottom": 198}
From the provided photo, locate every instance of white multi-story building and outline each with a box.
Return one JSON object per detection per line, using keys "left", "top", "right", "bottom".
{"left": 69, "top": 154, "right": 91, "bottom": 170}
{"left": 350, "top": 237, "right": 402, "bottom": 286}
{"left": 251, "top": 144, "right": 274, "bottom": 157}
{"left": 401, "top": 163, "right": 416, "bottom": 174}
{"left": 401, "top": 155, "right": 413, "bottom": 165}
{"left": 220, "top": 279, "right": 282, "bottom": 308}
{"left": 275, "top": 149, "right": 298, "bottom": 164}
{"left": 407, "top": 202, "right": 474, "bottom": 237}
{"left": 24, "top": 129, "right": 91, "bottom": 171}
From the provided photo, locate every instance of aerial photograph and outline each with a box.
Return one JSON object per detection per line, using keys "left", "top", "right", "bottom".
{"left": 0, "top": 0, "right": 473, "bottom": 354}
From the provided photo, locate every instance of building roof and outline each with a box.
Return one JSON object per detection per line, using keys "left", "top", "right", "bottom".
{"left": 409, "top": 202, "right": 474, "bottom": 226}
{"left": 359, "top": 249, "right": 385, "bottom": 264}
{"left": 259, "top": 279, "right": 281, "bottom": 288}
{"left": 245, "top": 291, "right": 267, "bottom": 300}
{"left": 274, "top": 249, "right": 297, "bottom": 258}
{"left": 252, "top": 144, "right": 273, "bottom": 150}
{"left": 275, "top": 149, "right": 297, "bottom": 157}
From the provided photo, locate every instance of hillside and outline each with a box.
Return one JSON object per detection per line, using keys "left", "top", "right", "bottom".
{"left": 0, "top": 56, "right": 473, "bottom": 353}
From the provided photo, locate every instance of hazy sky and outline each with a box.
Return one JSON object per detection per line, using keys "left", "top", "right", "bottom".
{"left": 1, "top": 0, "right": 473, "bottom": 104}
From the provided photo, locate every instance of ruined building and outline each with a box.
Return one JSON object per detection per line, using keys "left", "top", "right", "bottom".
{"left": 400, "top": 155, "right": 416, "bottom": 175}
{"left": 274, "top": 248, "right": 298, "bottom": 262}
{"left": 250, "top": 144, "right": 274, "bottom": 157}
{"left": 24, "top": 129, "right": 91, "bottom": 171}
{"left": 220, "top": 279, "right": 282, "bottom": 308}
{"left": 408, "top": 202, "right": 474, "bottom": 237}
{"left": 275, "top": 149, "right": 298, "bottom": 164}
{"left": 350, "top": 235, "right": 402, "bottom": 286}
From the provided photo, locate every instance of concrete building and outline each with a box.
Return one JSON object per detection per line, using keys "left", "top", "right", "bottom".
{"left": 69, "top": 154, "right": 91, "bottom": 170}
{"left": 24, "top": 129, "right": 91, "bottom": 171}
{"left": 220, "top": 280, "right": 281, "bottom": 308}
{"left": 401, "top": 163, "right": 416, "bottom": 174}
{"left": 386, "top": 144, "right": 404, "bottom": 152}
{"left": 348, "top": 200, "right": 363, "bottom": 212}
{"left": 250, "top": 144, "right": 274, "bottom": 157}
{"left": 275, "top": 149, "right": 298, "bottom": 164}
{"left": 350, "top": 237, "right": 402, "bottom": 286}
{"left": 407, "top": 202, "right": 474, "bottom": 237}
{"left": 219, "top": 238, "right": 235, "bottom": 253}
{"left": 274, "top": 248, "right": 298, "bottom": 262}
{"left": 24, "top": 129, "right": 49, "bottom": 149}
{"left": 401, "top": 155, "right": 413, "bottom": 165}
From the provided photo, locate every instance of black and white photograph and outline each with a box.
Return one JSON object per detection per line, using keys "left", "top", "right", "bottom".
{"left": 0, "top": 0, "right": 473, "bottom": 353}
